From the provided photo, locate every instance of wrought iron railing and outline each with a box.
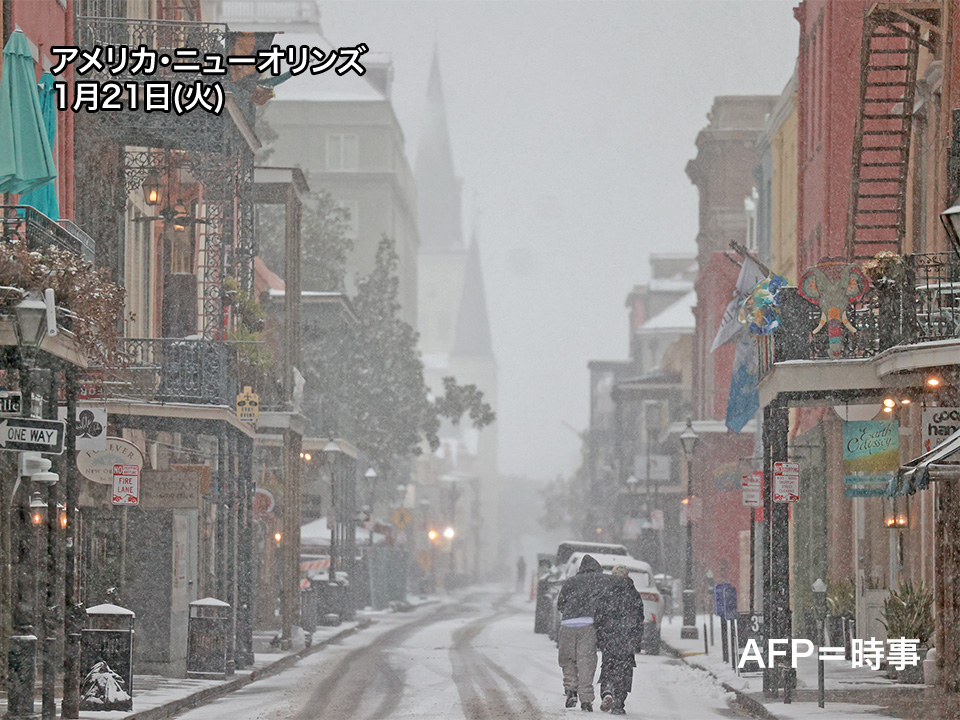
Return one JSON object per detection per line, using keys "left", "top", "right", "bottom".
{"left": 0, "top": 205, "right": 92, "bottom": 257}
{"left": 74, "top": 16, "right": 228, "bottom": 80}
{"left": 759, "top": 253, "right": 960, "bottom": 379}
{"left": 94, "top": 338, "right": 235, "bottom": 405}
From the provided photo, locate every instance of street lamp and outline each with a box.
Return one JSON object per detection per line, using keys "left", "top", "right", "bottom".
{"left": 812, "top": 578, "right": 827, "bottom": 708}
{"left": 941, "top": 203, "right": 960, "bottom": 255}
{"left": 679, "top": 418, "right": 700, "bottom": 639}
{"left": 14, "top": 289, "right": 56, "bottom": 350}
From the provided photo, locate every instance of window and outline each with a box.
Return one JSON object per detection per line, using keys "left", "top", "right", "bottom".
{"left": 326, "top": 134, "right": 359, "bottom": 171}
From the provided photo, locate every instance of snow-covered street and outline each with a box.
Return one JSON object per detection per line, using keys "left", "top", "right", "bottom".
{"left": 174, "top": 588, "right": 739, "bottom": 720}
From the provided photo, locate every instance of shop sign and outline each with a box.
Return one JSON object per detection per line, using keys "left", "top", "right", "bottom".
{"left": 842, "top": 420, "right": 898, "bottom": 498}
{"left": 921, "top": 407, "right": 960, "bottom": 453}
{"left": 78, "top": 437, "right": 144, "bottom": 485}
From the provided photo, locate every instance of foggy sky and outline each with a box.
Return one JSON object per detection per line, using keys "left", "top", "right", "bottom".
{"left": 319, "top": 0, "right": 799, "bottom": 480}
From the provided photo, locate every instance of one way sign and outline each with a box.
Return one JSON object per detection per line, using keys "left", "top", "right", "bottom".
{"left": 0, "top": 417, "right": 65, "bottom": 454}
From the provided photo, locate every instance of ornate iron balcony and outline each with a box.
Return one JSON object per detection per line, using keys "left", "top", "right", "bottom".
{"left": 74, "top": 16, "right": 228, "bottom": 81}
{"left": 759, "top": 253, "right": 960, "bottom": 379}
{"left": 95, "top": 337, "right": 235, "bottom": 406}
{"left": 0, "top": 205, "right": 93, "bottom": 258}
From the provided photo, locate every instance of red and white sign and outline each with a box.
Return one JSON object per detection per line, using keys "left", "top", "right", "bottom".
{"left": 773, "top": 461, "right": 799, "bottom": 503}
{"left": 742, "top": 471, "right": 763, "bottom": 508}
{"left": 112, "top": 464, "right": 140, "bottom": 506}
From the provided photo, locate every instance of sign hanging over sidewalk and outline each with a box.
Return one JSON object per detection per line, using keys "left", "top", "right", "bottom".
{"left": 773, "top": 461, "right": 799, "bottom": 503}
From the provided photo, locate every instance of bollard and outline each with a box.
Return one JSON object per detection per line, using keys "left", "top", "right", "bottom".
{"left": 703, "top": 623, "right": 708, "bottom": 655}
{"left": 720, "top": 615, "right": 729, "bottom": 663}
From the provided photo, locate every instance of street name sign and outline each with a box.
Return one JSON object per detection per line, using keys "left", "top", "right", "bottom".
{"left": 773, "top": 461, "right": 799, "bottom": 503}
{"left": 0, "top": 391, "right": 21, "bottom": 414}
{"left": 0, "top": 417, "right": 65, "bottom": 454}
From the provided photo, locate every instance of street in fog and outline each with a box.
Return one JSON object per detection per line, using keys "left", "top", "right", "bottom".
{"left": 174, "top": 590, "right": 736, "bottom": 720}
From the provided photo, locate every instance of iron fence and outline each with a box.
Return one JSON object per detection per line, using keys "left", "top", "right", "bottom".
{"left": 94, "top": 338, "right": 234, "bottom": 405}
{"left": 760, "top": 253, "right": 960, "bottom": 379}
{"left": 0, "top": 205, "right": 91, "bottom": 257}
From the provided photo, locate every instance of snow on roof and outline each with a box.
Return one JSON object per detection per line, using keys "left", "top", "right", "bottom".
{"left": 636, "top": 289, "right": 697, "bottom": 334}
{"left": 647, "top": 278, "right": 694, "bottom": 293}
{"left": 190, "top": 598, "right": 231, "bottom": 607}
{"left": 272, "top": 32, "right": 388, "bottom": 103}
{"left": 300, "top": 516, "right": 385, "bottom": 546}
{"left": 86, "top": 603, "right": 135, "bottom": 616}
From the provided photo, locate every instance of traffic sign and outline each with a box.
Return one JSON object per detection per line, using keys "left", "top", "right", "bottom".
{"left": 774, "top": 461, "right": 800, "bottom": 503}
{"left": 112, "top": 464, "right": 140, "bottom": 505}
{"left": 0, "top": 417, "right": 65, "bottom": 454}
{"left": 742, "top": 471, "right": 762, "bottom": 508}
{"left": 391, "top": 507, "right": 412, "bottom": 530}
{"left": 0, "top": 391, "right": 21, "bottom": 414}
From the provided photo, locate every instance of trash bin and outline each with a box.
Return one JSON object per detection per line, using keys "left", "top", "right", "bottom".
{"left": 301, "top": 582, "right": 317, "bottom": 635}
{"left": 186, "top": 598, "right": 231, "bottom": 679}
{"left": 317, "top": 579, "right": 342, "bottom": 626}
{"left": 80, "top": 603, "right": 135, "bottom": 712}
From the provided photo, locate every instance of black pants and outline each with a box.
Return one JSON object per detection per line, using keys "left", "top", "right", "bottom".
{"left": 599, "top": 653, "right": 634, "bottom": 703}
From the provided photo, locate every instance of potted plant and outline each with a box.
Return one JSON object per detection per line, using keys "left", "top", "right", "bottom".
{"left": 827, "top": 578, "right": 856, "bottom": 653}
{"left": 880, "top": 580, "right": 934, "bottom": 683}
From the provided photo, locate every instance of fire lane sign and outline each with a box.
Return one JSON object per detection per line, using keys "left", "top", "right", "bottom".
{"left": 0, "top": 417, "right": 65, "bottom": 454}
{"left": 112, "top": 464, "right": 140, "bottom": 506}
{"left": 773, "top": 461, "right": 800, "bottom": 503}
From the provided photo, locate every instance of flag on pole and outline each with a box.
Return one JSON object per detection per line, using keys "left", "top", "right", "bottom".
{"left": 711, "top": 255, "right": 766, "bottom": 352}
{"left": 725, "top": 334, "right": 759, "bottom": 433}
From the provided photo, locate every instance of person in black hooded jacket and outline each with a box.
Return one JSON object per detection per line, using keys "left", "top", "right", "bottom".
{"left": 555, "top": 555, "right": 612, "bottom": 711}
{"left": 595, "top": 565, "right": 644, "bottom": 715}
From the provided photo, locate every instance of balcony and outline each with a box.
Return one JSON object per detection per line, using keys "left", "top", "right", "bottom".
{"left": 73, "top": 16, "right": 255, "bottom": 147}
{"left": 94, "top": 338, "right": 235, "bottom": 406}
{"left": 0, "top": 205, "right": 95, "bottom": 260}
{"left": 759, "top": 253, "right": 960, "bottom": 380}
{"left": 74, "top": 17, "right": 229, "bottom": 81}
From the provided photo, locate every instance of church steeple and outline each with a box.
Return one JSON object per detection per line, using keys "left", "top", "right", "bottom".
{"left": 416, "top": 48, "right": 463, "bottom": 251}
{"left": 452, "top": 232, "right": 494, "bottom": 358}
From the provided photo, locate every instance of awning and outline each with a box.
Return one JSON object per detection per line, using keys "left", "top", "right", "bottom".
{"left": 891, "top": 428, "right": 960, "bottom": 495}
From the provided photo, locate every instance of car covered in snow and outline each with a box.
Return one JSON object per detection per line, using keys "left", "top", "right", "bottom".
{"left": 548, "top": 551, "right": 664, "bottom": 654}
{"left": 535, "top": 540, "right": 629, "bottom": 634}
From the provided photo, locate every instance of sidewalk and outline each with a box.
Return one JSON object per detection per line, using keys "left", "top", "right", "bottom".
{"left": 658, "top": 612, "right": 937, "bottom": 719}
{"left": 0, "top": 619, "right": 371, "bottom": 720}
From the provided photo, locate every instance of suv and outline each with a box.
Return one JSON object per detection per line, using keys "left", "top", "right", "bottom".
{"left": 535, "top": 541, "right": 629, "bottom": 635}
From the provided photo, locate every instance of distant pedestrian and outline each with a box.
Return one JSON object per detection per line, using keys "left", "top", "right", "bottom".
{"left": 595, "top": 565, "right": 644, "bottom": 715}
{"left": 556, "top": 555, "right": 611, "bottom": 712}
{"left": 516, "top": 556, "right": 527, "bottom": 593}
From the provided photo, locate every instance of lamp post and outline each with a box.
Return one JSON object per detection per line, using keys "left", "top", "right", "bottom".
{"left": 7, "top": 290, "right": 59, "bottom": 720}
{"left": 812, "top": 578, "right": 827, "bottom": 708}
{"left": 365, "top": 467, "right": 378, "bottom": 547}
{"left": 680, "top": 418, "right": 699, "bottom": 639}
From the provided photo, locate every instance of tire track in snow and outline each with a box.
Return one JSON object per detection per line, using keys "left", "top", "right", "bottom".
{"left": 293, "top": 600, "right": 476, "bottom": 720}
{"left": 450, "top": 594, "right": 544, "bottom": 720}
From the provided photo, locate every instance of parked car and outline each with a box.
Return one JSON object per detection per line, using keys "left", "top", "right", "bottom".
{"left": 537, "top": 541, "right": 628, "bottom": 635}
{"left": 549, "top": 551, "right": 664, "bottom": 654}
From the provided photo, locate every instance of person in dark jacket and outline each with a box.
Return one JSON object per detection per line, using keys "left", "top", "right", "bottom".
{"left": 595, "top": 565, "right": 644, "bottom": 715}
{"left": 556, "top": 554, "right": 612, "bottom": 711}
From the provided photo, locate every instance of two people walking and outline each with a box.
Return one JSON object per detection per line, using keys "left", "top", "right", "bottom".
{"left": 556, "top": 556, "right": 644, "bottom": 714}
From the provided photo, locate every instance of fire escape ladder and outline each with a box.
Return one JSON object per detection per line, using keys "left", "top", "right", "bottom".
{"left": 846, "top": 4, "right": 940, "bottom": 262}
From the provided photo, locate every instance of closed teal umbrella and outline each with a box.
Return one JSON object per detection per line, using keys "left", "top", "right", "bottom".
{"left": 0, "top": 31, "right": 56, "bottom": 196}
{"left": 18, "top": 72, "right": 59, "bottom": 219}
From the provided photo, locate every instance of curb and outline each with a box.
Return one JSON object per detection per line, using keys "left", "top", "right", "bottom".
{"left": 661, "top": 639, "right": 779, "bottom": 720}
{"left": 120, "top": 618, "right": 374, "bottom": 720}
